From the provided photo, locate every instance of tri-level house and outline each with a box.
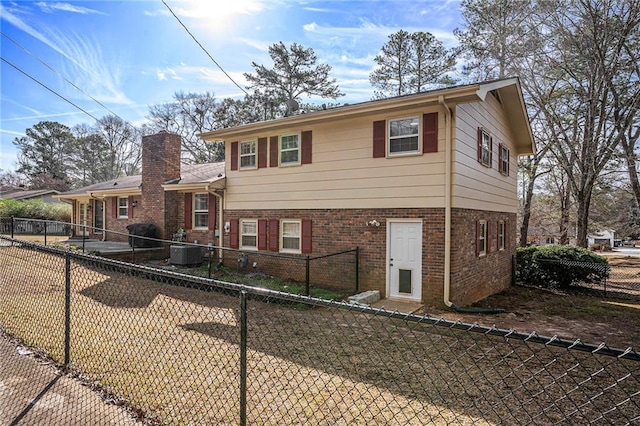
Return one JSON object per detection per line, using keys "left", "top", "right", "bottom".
{"left": 200, "top": 78, "right": 534, "bottom": 307}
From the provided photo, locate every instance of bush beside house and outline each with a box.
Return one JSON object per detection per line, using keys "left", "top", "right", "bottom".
{"left": 516, "top": 245, "right": 609, "bottom": 290}
{"left": 0, "top": 199, "right": 71, "bottom": 222}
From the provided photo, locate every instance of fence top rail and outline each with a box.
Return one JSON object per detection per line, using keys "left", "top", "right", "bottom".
{"left": 1, "top": 234, "right": 638, "bottom": 361}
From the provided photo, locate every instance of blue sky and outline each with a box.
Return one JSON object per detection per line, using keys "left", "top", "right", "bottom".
{"left": 0, "top": 0, "right": 462, "bottom": 173}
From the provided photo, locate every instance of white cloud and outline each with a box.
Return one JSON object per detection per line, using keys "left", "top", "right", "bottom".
{"left": 35, "top": 2, "right": 107, "bottom": 15}
{"left": 156, "top": 68, "right": 183, "bottom": 81}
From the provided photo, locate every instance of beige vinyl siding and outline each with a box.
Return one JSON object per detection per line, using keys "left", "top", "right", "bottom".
{"left": 453, "top": 94, "right": 518, "bottom": 213}
{"left": 225, "top": 109, "right": 446, "bottom": 210}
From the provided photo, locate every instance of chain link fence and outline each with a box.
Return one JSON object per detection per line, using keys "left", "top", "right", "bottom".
{"left": 525, "top": 258, "right": 640, "bottom": 301}
{"left": 0, "top": 217, "right": 359, "bottom": 296}
{"left": 1, "top": 236, "right": 639, "bottom": 425}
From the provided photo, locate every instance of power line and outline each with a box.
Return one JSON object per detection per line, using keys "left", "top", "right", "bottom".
{"left": 1, "top": 56, "right": 100, "bottom": 122}
{"left": 1, "top": 31, "right": 122, "bottom": 119}
{"left": 161, "top": 0, "right": 249, "bottom": 95}
{"left": 1, "top": 55, "right": 215, "bottom": 183}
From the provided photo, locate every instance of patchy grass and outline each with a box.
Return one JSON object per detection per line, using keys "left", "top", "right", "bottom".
{"left": 148, "top": 261, "right": 344, "bottom": 302}
{"left": 1, "top": 246, "right": 638, "bottom": 425}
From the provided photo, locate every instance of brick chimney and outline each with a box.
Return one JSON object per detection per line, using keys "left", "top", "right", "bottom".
{"left": 140, "top": 131, "right": 181, "bottom": 239}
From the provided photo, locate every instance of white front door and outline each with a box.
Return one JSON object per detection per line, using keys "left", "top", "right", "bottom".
{"left": 387, "top": 220, "right": 422, "bottom": 301}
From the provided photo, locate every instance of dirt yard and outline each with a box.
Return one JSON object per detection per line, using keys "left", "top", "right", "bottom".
{"left": 425, "top": 255, "right": 640, "bottom": 350}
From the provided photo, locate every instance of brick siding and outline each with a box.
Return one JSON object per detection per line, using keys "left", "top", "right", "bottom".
{"left": 221, "top": 207, "right": 515, "bottom": 306}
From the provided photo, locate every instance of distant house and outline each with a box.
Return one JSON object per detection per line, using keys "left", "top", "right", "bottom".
{"left": 56, "top": 131, "right": 224, "bottom": 244}
{"left": 199, "top": 77, "right": 535, "bottom": 307}
{"left": 588, "top": 230, "right": 615, "bottom": 247}
{"left": 0, "top": 188, "right": 62, "bottom": 204}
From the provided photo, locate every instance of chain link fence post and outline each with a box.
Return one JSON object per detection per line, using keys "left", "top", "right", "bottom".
{"left": 64, "top": 252, "right": 71, "bottom": 369}
{"left": 240, "top": 290, "right": 247, "bottom": 426}
{"left": 355, "top": 246, "right": 360, "bottom": 293}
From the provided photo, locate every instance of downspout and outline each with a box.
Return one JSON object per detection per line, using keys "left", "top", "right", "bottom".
{"left": 439, "top": 95, "right": 454, "bottom": 308}
{"left": 205, "top": 185, "right": 225, "bottom": 263}
{"left": 439, "top": 96, "right": 504, "bottom": 314}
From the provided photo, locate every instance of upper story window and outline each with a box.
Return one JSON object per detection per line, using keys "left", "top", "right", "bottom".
{"left": 240, "top": 219, "right": 257, "bottom": 250}
{"left": 280, "top": 134, "right": 300, "bottom": 166}
{"left": 240, "top": 141, "right": 257, "bottom": 169}
{"left": 118, "top": 197, "right": 128, "bottom": 218}
{"left": 193, "top": 193, "right": 209, "bottom": 229}
{"left": 477, "top": 220, "right": 487, "bottom": 256}
{"left": 499, "top": 143, "right": 510, "bottom": 175}
{"left": 281, "top": 219, "right": 301, "bottom": 253}
{"left": 478, "top": 128, "right": 492, "bottom": 167}
{"left": 389, "top": 117, "right": 420, "bottom": 155}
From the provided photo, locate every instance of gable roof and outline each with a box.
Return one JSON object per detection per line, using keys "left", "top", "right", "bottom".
{"left": 162, "top": 162, "right": 226, "bottom": 191}
{"left": 56, "top": 162, "right": 226, "bottom": 200}
{"left": 200, "top": 77, "right": 535, "bottom": 156}
{"left": 56, "top": 175, "right": 142, "bottom": 199}
{"left": 0, "top": 189, "right": 60, "bottom": 200}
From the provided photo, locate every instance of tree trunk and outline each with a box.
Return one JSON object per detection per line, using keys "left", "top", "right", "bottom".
{"left": 519, "top": 176, "right": 535, "bottom": 247}
{"left": 621, "top": 135, "right": 640, "bottom": 213}
{"left": 559, "top": 185, "right": 571, "bottom": 245}
{"left": 575, "top": 188, "right": 592, "bottom": 247}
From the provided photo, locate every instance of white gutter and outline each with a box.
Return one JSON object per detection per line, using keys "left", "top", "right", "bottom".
{"left": 439, "top": 95, "right": 453, "bottom": 308}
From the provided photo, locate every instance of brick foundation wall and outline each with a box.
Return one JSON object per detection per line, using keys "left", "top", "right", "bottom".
{"left": 221, "top": 207, "right": 514, "bottom": 306}
{"left": 450, "top": 209, "right": 517, "bottom": 306}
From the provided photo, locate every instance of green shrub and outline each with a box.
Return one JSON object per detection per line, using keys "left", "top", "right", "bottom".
{"left": 516, "top": 245, "right": 609, "bottom": 290}
{"left": 0, "top": 199, "right": 71, "bottom": 222}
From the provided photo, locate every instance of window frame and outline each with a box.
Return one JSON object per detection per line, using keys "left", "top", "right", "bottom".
{"left": 279, "top": 133, "right": 301, "bottom": 166}
{"left": 240, "top": 219, "right": 258, "bottom": 250}
{"left": 280, "top": 219, "right": 301, "bottom": 254}
{"left": 239, "top": 140, "right": 257, "bottom": 170}
{"left": 388, "top": 116, "right": 421, "bottom": 157}
{"left": 117, "top": 197, "right": 128, "bottom": 219}
{"left": 478, "top": 220, "right": 487, "bottom": 257}
{"left": 498, "top": 220, "right": 505, "bottom": 251}
{"left": 499, "top": 143, "right": 509, "bottom": 175}
{"left": 193, "top": 192, "right": 209, "bottom": 230}
{"left": 479, "top": 129, "right": 492, "bottom": 167}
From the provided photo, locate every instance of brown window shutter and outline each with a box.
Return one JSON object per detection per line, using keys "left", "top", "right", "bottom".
{"left": 269, "top": 136, "right": 278, "bottom": 167}
{"left": 230, "top": 142, "right": 238, "bottom": 171}
{"left": 268, "top": 218, "right": 279, "bottom": 251}
{"left": 258, "top": 137, "right": 267, "bottom": 169}
{"left": 127, "top": 196, "right": 134, "bottom": 219}
{"left": 477, "top": 127, "right": 483, "bottom": 162}
{"left": 498, "top": 143, "right": 503, "bottom": 172}
{"left": 184, "top": 193, "right": 193, "bottom": 230}
{"left": 208, "top": 193, "right": 216, "bottom": 230}
{"left": 373, "top": 120, "right": 386, "bottom": 158}
{"left": 423, "top": 112, "right": 438, "bottom": 153}
{"left": 301, "top": 130, "right": 312, "bottom": 164}
{"left": 111, "top": 197, "right": 117, "bottom": 219}
{"left": 302, "top": 219, "right": 312, "bottom": 254}
{"left": 496, "top": 220, "right": 500, "bottom": 249}
{"left": 258, "top": 219, "right": 267, "bottom": 250}
{"left": 229, "top": 219, "right": 239, "bottom": 248}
